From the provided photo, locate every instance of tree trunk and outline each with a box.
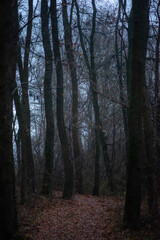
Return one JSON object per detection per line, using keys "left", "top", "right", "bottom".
{"left": 123, "top": 0, "right": 149, "bottom": 230}
{"left": 12, "top": 78, "right": 22, "bottom": 187}
{"left": 62, "top": 0, "right": 83, "bottom": 194}
{"left": 142, "top": 86, "right": 159, "bottom": 220}
{"left": 0, "top": 1, "right": 18, "bottom": 239}
{"left": 51, "top": 0, "right": 73, "bottom": 199}
{"left": 75, "top": 0, "right": 112, "bottom": 195}
{"left": 155, "top": 2, "right": 160, "bottom": 194}
{"left": 41, "top": 0, "right": 54, "bottom": 195}
{"left": 89, "top": 0, "right": 100, "bottom": 196}
{"left": 16, "top": 0, "right": 35, "bottom": 203}
{"left": 115, "top": 0, "right": 128, "bottom": 140}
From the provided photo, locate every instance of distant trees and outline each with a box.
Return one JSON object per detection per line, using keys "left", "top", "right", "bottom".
{"left": 0, "top": 1, "right": 18, "bottom": 239}
{"left": 1, "top": 0, "right": 160, "bottom": 235}
{"left": 75, "top": 0, "right": 112, "bottom": 196}
{"left": 10, "top": 0, "right": 128, "bottom": 202}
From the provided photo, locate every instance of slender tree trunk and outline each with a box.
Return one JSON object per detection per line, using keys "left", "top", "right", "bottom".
{"left": 123, "top": 0, "right": 149, "bottom": 230}
{"left": 75, "top": 0, "right": 112, "bottom": 195}
{"left": 12, "top": 78, "right": 22, "bottom": 187}
{"left": 16, "top": 0, "right": 35, "bottom": 203}
{"left": 51, "top": 0, "right": 73, "bottom": 199}
{"left": 41, "top": 0, "right": 54, "bottom": 195}
{"left": 115, "top": 1, "right": 129, "bottom": 154}
{"left": 141, "top": 1, "right": 159, "bottom": 219}
{"left": 62, "top": 0, "right": 83, "bottom": 194}
{"left": 89, "top": 71, "right": 100, "bottom": 196}
{"left": 142, "top": 86, "right": 159, "bottom": 220}
{"left": 89, "top": 0, "right": 100, "bottom": 197}
{"left": 75, "top": 0, "right": 101, "bottom": 196}
{"left": 99, "top": 130, "right": 113, "bottom": 191}
{"left": 155, "top": 2, "right": 160, "bottom": 194}
{"left": 0, "top": 1, "right": 18, "bottom": 239}
{"left": 15, "top": 131, "right": 21, "bottom": 186}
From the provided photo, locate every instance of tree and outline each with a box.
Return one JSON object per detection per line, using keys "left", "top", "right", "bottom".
{"left": 75, "top": 0, "right": 112, "bottom": 195}
{"left": 154, "top": 0, "right": 160, "bottom": 195}
{"left": 51, "top": 0, "right": 73, "bottom": 199}
{"left": 115, "top": 0, "right": 129, "bottom": 148}
{"left": 123, "top": 0, "right": 150, "bottom": 230}
{"left": 62, "top": 0, "right": 83, "bottom": 194}
{"left": 0, "top": 1, "right": 18, "bottom": 239}
{"left": 15, "top": 0, "right": 35, "bottom": 203}
{"left": 41, "top": 0, "right": 54, "bottom": 195}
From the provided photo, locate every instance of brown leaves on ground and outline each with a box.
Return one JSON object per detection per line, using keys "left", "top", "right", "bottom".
{"left": 18, "top": 192, "right": 160, "bottom": 240}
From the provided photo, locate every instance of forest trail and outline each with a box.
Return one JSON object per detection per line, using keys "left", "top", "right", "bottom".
{"left": 18, "top": 193, "right": 159, "bottom": 240}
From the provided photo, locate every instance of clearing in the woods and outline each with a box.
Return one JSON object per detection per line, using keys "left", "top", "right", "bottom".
{"left": 18, "top": 192, "right": 160, "bottom": 240}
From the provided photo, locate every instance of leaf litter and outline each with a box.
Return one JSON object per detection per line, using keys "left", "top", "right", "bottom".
{"left": 18, "top": 192, "right": 160, "bottom": 240}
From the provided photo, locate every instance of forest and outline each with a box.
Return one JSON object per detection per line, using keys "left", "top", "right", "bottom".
{"left": 0, "top": 0, "right": 160, "bottom": 239}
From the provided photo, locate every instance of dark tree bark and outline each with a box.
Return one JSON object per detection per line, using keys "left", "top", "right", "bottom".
{"left": 141, "top": 1, "right": 159, "bottom": 218}
{"left": 62, "top": 0, "right": 83, "bottom": 194}
{"left": 41, "top": 0, "right": 54, "bottom": 195}
{"left": 0, "top": 1, "right": 18, "bottom": 239}
{"left": 154, "top": 1, "right": 160, "bottom": 105}
{"left": 142, "top": 85, "right": 159, "bottom": 220}
{"left": 89, "top": 0, "right": 100, "bottom": 196}
{"left": 115, "top": 0, "right": 128, "bottom": 145}
{"left": 12, "top": 79, "right": 22, "bottom": 187}
{"left": 155, "top": 0, "right": 160, "bottom": 194}
{"left": 15, "top": 130, "right": 21, "bottom": 186}
{"left": 123, "top": 0, "right": 149, "bottom": 230}
{"left": 16, "top": 0, "right": 35, "bottom": 204}
{"left": 51, "top": 0, "right": 73, "bottom": 199}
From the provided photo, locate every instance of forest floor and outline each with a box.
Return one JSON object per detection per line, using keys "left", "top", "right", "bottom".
{"left": 18, "top": 192, "right": 160, "bottom": 240}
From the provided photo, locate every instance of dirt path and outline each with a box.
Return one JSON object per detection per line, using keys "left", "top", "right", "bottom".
{"left": 18, "top": 193, "right": 159, "bottom": 240}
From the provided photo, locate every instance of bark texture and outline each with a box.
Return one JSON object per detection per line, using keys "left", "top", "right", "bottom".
{"left": 16, "top": 0, "right": 35, "bottom": 203}
{"left": 62, "top": 0, "right": 83, "bottom": 194}
{"left": 0, "top": 1, "right": 18, "bottom": 239}
{"left": 41, "top": 0, "right": 54, "bottom": 195}
{"left": 155, "top": 1, "right": 160, "bottom": 194}
{"left": 51, "top": 0, "right": 73, "bottom": 199}
{"left": 123, "top": 0, "right": 149, "bottom": 230}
